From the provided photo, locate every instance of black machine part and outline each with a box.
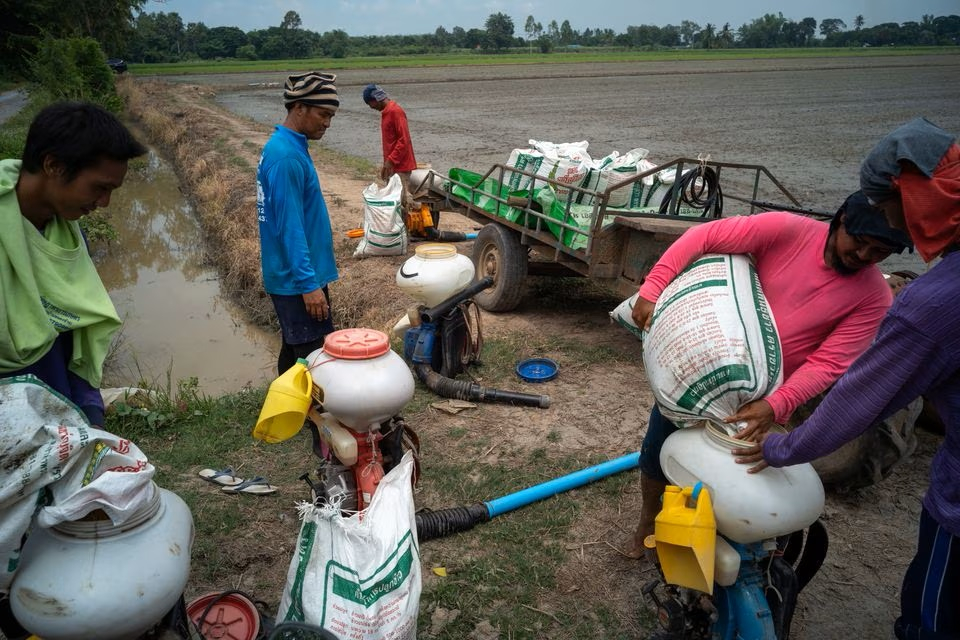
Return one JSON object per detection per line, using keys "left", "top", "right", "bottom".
{"left": 413, "top": 276, "right": 551, "bottom": 408}
{"left": 303, "top": 416, "right": 420, "bottom": 513}
{"left": 420, "top": 276, "right": 494, "bottom": 324}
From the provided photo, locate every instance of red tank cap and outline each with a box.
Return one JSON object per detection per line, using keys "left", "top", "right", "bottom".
{"left": 323, "top": 328, "right": 390, "bottom": 360}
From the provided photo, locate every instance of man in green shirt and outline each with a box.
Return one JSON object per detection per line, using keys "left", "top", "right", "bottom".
{"left": 0, "top": 101, "right": 146, "bottom": 426}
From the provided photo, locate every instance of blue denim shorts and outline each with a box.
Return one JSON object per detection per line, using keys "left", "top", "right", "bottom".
{"left": 639, "top": 404, "right": 679, "bottom": 483}
{"left": 270, "top": 287, "right": 335, "bottom": 345}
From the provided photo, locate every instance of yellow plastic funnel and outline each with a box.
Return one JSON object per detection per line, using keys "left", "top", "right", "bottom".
{"left": 653, "top": 483, "right": 717, "bottom": 594}
{"left": 253, "top": 359, "right": 313, "bottom": 443}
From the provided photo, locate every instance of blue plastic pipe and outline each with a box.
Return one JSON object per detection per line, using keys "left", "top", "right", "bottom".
{"left": 484, "top": 451, "right": 641, "bottom": 518}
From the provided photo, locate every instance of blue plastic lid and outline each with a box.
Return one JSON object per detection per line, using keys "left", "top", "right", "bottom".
{"left": 516, "top": 357, "right": 559, "bottom": 383}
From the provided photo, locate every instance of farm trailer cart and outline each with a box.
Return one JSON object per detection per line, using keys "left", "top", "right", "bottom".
{"left": 414, "top": 157, "right": 818, "bottom": 312}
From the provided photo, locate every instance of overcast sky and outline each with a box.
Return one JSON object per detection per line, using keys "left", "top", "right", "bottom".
{"left": 146, "top": 0, "right": 958, "bottom": 36}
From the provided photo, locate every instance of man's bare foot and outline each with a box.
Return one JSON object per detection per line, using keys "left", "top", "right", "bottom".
{"left": 625, "top": 531, "right": 651, "bottom": 559}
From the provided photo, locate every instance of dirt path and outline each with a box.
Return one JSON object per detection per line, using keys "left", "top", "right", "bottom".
{"left": 128, "top": 56, "right": 956, "bottom": 638}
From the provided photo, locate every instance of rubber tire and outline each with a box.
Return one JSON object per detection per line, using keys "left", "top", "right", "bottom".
{"left": 471, "top": 223, "right": 528, "bottom": 312}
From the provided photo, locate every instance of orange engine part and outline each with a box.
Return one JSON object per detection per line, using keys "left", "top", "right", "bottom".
{"left": 352, "top": 431, "right": 385, "bottom": 511}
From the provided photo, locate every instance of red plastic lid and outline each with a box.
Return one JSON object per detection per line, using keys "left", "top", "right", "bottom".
{"left": 186, "top": 591, "right": 261, "bottom": 640}
{"left": 323, "top": 328, "right": 390, "bottom": 360}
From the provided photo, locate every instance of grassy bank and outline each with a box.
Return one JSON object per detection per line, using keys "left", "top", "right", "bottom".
{"left": 129, "top": 46, "right": 960, "bottom": 76}
{"left": 117, "top": 77, "right": 394, "bottom": 331}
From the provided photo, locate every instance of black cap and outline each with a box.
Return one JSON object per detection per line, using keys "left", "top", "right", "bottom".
{"left": 840, "top": 191, "right": 913, "bottom": 253}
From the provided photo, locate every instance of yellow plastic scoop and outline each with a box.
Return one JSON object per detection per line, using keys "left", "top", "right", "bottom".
{"left": 252, "top": 359, "right": 313, "bottom": 443}
{"left": 653, "top": 483, "right": 717, "bottom": 594}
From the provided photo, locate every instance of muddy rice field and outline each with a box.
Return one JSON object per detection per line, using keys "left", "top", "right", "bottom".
{"left": 151, "top": 55, "right": 960, "bottom": 639}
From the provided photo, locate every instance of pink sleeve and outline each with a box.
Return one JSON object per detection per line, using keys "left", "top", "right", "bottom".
{"left": 638, "top": 214, "right": 783, "bottom": 301}
{"left": 765, "top": 283, "right": 893, "bottom": 423}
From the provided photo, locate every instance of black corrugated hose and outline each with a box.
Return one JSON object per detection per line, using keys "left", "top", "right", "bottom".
{"left": 422, "top": 226, "right": 470, "bottom": 242}
{"left": 659, "top": 166, "right": 724, "bottom": 218}
{"left": 416, "top": 503, "right": 491, "bottom": 541}
{"left": 414, "top": 364, "right": 550, "bottom": 408}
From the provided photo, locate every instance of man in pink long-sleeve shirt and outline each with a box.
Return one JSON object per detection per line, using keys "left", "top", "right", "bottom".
{"left": 627, "top": 191, "right": 913, "bottom": 558}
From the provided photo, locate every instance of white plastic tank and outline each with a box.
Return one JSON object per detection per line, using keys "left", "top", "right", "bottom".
{"left": 396, "top": 243, "right": 475, "bottom": 307}
{"left": 660, "top": 423, "right": 824, "bottom": 544}
{"left": 10, "top": 486, "right": 194, "bottom": 640}
{"left": 306, "top": 328, "right": 415, "bottom": 432}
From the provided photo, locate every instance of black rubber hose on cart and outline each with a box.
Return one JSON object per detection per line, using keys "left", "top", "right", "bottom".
{"left": 659, "top": 165, "right": 723, "bottom": 218}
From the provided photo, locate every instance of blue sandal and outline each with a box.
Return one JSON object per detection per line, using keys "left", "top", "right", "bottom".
{"left": 198, "top": 467, "right": 243, "bottom": 487}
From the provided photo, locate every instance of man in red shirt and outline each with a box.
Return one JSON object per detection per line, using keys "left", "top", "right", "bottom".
{"left": 363, "top": 84, "right": 417, "bottom": 204}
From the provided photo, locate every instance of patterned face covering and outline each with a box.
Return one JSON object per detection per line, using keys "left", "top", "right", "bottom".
{"left": 860, "top": 118, "right": 960, "bottom": 261}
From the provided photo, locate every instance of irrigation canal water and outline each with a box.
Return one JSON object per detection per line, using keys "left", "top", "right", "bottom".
{"left": 95, "top": 145, "right": 277, "bottom": 396}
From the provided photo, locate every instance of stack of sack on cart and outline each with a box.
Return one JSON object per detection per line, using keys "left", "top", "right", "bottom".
{"left": 445, "top": 139, "right": 703, "bottom": 251}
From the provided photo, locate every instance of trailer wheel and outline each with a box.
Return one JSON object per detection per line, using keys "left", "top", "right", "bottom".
{"left": 471, "top": 223, "right": 527, "bottom": 312}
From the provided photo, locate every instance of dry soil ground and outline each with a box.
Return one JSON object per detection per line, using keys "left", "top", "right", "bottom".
{"left": 146, "top": 55, "right": 960, "bottom": 639}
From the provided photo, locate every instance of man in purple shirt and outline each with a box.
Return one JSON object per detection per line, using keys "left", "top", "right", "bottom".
{"left": 734, "top": 118, "right": 960, "bottom": 639}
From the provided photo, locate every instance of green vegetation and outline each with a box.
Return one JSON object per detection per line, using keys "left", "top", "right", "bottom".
{"left": 30, "top": 37, "right": 123, "bottom": 110}
{"left": 1, "top": 37, "right": 127, "bottom": 239}
{"left": 121, "top": 45, "right": 960, "bottom": 76}
{"left": 118, "top": 9, "right": 960, "bottom": 64}
{"left": 0, "top": 102, "right": 39, "bottom": 161}
{"left": 3, "top": 0, "right": 144, "bottom": 79}
{"left": 3, "top": 1, "right": 957, "bottom": 82}
{"left": 417, "top": 450, "right": 641, "bottom": 638}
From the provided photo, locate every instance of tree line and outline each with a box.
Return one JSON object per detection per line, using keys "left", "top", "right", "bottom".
{"left": 2, "top": 3, "right": 959, "bottom": 76}
{"left": 124, "top": 10, "right": 960, "bottom": 63}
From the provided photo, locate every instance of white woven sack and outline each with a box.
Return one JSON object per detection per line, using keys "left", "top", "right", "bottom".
{"left": 504, "top": 148, "right": 544, "bottom": 191}
{"left": 356, "top": 174, "right": 407, "bottom": 257}
{"left": 605, "top": 150, "right": 656, "bottom": 208}
{"left": 609, "top": 291, "right": 644, "bottom": 340}
{"left": 641, "top": 254, "right": 783, "bottom": 432}
{"left": 0, "top": 376, "right": 156, "bottom": 591}
{"left": 580, "top": 150, "right": 656, "bottom": 208}
{"left": 277, "top": 451, "right": 421, "bottom": 639}
{"left": 528, "top": 139, "right": 590, "bottom": 161}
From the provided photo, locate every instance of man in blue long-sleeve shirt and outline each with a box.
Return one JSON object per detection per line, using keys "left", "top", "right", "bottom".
{"left": 256, "top": 71, "right": 340, "bottom": 374}
{"left": 734, "top": 118, "right": 960, "bottom": 639}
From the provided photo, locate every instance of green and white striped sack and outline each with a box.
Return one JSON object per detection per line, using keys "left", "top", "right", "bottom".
{"left": 641, "top": 254, "right": 783, "bottom": 433}
{"left": 504, "top": 148, "right": 544, "bottom": 191}
{"left": 277, "top": 451, "right": 421, "bottom": 639}
{"left": 356, "top": 174, "right": 408, "bottom": 257}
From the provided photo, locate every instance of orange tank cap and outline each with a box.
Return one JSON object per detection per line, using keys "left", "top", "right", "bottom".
{"left": 323, "top": 328, "right": 390, "bottom": 359}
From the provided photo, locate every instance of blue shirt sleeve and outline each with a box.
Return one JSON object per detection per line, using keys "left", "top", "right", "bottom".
{"left": 265, "top": 157, "right": 320, "bottom": 293}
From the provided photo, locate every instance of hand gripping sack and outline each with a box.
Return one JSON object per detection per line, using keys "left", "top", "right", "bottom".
{"left": 642, "top": 254, "right": 783, "bottom": 432}
{"left": 277, "top": 451, "right": 421, "bottom": 639}
{"left": 355, "top": 174, "right": 407, "bottom": 257}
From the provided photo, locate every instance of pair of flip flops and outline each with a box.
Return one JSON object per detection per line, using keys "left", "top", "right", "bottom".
{"left": 198, "top": 467, "right": 277, "bottom": 495}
